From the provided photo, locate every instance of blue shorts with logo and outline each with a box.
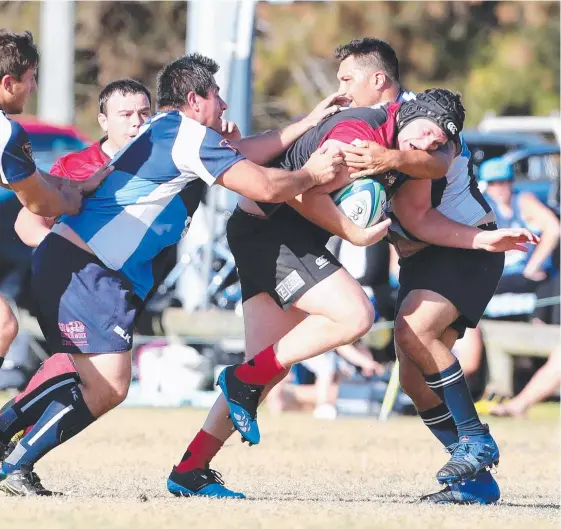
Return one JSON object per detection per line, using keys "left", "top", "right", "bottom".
{"left": 31, "top": 233, "right": 141, "bottom": 355}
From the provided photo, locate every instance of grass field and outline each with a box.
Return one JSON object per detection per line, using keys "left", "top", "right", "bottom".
{"left": 0, "top": 403, "right": 559, "bottom": 529}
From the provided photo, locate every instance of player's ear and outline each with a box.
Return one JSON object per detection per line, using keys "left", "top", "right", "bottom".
{"left": 98, "top": 113, "right": 108, "bottom": 133}
{"left": 186, "top": 91, "right": 199, "bottom": 112}
{"left": 372, "top": 72, "right": 386, "bottom": 90}
{"left": 1, "top": 74, "right": 13, "bottom": 93}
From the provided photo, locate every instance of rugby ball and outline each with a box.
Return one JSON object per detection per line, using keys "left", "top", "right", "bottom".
{"left": 331, "top": 178, "right": 386, "bottom": 229}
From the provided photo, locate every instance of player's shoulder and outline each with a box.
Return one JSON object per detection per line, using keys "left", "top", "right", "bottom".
{"left": 0, "top": 111, "right": 29, "bottom": 143}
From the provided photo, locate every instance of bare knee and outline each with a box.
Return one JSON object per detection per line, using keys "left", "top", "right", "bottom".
{"left": 394, "top": 313, "right": 435, "bottom": 355}
{"left": 339, "top": 298, "right": 375, "bottom": 344}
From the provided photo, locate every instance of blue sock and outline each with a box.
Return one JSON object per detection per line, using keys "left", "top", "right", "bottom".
{"left": 2, "top": 384, "right": 95, "bottom": 473}
{"left": 424, "top": 360, "right": 486, "bottom": 437}
{"left": 418, "top": 402, "right": 458, "bottom": 447}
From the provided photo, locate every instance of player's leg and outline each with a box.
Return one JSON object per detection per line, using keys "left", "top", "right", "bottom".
{"left": 393, "top": 245, "right": 503, "bottom": 485}
{"left": 0, "top": 350, "right": 131, "bottom": 496}
{"left": 167, "top": 292, "right": 305, "bottom": 498}
{"left": 219, "top": 267, "right": 375, "bottom": 443}
{"left": 0, "top": 295, "right": 18, "bottom": 369}
{"left": 405, "top": 327, "right": 500, "bottom": 505}
{"left": 0, "top": 233, "right": 137, "bottom": 495}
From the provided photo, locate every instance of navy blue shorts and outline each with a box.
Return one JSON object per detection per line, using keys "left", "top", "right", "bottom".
{"left": 31, "top": 233, "right": 141, "bottom": 355}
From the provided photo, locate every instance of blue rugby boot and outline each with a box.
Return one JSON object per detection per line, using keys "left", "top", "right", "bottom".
{"left": 437, "top": 425, "right": 500, "bottom": 485}
{"left": 421, "top": 470, "right": 500, "bottom": 505}
{"left": 217, "top": 365, "right": 263, "bottom": 446}
{"left": 167, "top": 466, "right": 245, "bottom": 499}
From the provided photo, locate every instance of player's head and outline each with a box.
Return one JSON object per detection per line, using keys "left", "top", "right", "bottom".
{"left": 98, "top": 79, "right": 151, "bottom": 151}
{"left": 479, "top": 157, "right": 514, "bottom": 203}
{"left": 157, "top": 53, "right": 227, "bottom": 132}
{"left": 396, "top": 88, "right": 465, "bottom": 152}
{"left": 335, "top": 38, "right": 399, "bottom": 107}
{"left": 0, "top": 30, "right": 39, "bottom": 114}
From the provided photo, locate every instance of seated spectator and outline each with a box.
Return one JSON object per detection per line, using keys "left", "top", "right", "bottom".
{"left": 480, "top": 157, "right": 560, "bottom": 323}
{"left": 490, "top": 345, "right": 560, "bottom": 418}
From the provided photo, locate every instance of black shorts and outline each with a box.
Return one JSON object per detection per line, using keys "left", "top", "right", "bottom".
{"left": 227, "top": 206, "right": 341, "bottom": 310}
{"left": 395, "top": 231, "right": 505, "bottom": 338}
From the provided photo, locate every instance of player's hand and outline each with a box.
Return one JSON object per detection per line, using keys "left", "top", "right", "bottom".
{"left": 304, "top": 143, "right": 344, "bottom": 186}
{"left": 221, "top": 119, "right": 242, "bottom": 141}
{"left": 350, "top": 217, "right": 392, "bottom": 247}
{"left": 302, "top": 91, "right": 349, "bottom": 128}
{"left": 342, "top": 141, "right": 393, "bottom": 177}
{"left": 523, "top": 266, "right": 547, "bottom": 282}
{"left": 60, "top": 185, "right": 83, "bottom": 215}
{"left": 80, "top": 163, "right": 114, "bottom": 196}
{"left": 473, "top": 228, "right": 539, "bottom": 253}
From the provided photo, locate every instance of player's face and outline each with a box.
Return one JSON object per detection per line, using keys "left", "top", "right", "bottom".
{"left": 1, "top": 67, "right": 37, "bottom": 114}
{"left": 337, "top": 56, "right": 383, "bottom": 107}
{"left": 100, "top": 92, "right": 151, "bottom": 150}
{"left": 397, "top": 118, "right": 448, "bottom": 152}
{"left": 486, "top": 180, "right": 513, "bottom": 204}
{"left": 199, "top": 87, "right": 227, "bottom": 132}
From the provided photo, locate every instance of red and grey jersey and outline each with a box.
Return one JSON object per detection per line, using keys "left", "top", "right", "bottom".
{"left": 260, "top": 104, "right": 408, "bottom": 224}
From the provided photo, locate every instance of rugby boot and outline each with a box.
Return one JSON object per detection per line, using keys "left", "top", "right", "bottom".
{"left": 167, "top": 466, "right": 245, "bottom": 499}
{"left": 0, "top": 466, "right": 61, "bottom": 496}
{"left": 421, "top": 470, "right": 500, "bottom": 505}
{"left": 437, "top": 425, "right": 500, "bottom": 485}
{"left": 217, "top": 365, "right": 263, "bottom": 445}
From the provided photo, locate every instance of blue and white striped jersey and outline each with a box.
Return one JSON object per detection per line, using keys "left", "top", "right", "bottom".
{"left": 61, "top": 110, "right": 245, "bottom": 299}
{"left": 0, "top": 110, "right": 36, "bottom": 185}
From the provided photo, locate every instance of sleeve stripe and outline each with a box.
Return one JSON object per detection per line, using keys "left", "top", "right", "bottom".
{"left": 0, "top": 116, "right": 12, "bottom": 185}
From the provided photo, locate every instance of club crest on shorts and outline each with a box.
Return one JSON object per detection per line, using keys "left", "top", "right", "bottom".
{"left": 275, "top": 270, "right": 305, "bottom": 302}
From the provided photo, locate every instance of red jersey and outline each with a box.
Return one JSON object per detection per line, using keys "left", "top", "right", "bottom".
{"left": 50, "top": 138, "right": 109, "bottom": 180}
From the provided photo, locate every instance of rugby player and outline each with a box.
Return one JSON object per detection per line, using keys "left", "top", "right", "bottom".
{"left": 332, "top": 38, "right": 535, "bottom": 503}
{"left": 0, "top": 30, "right": 109, "bottom": 380}
{"left": 0, "top": 80, "right": 154, "bottom": 468}
{"left": 0, "top": 53, "right": 345, "bottom": 496}
{"left": 15, "top": 79, "right": 153, "bottom": 247}
{"left": 168, "top": 86, "right": 534, "bottom": 500}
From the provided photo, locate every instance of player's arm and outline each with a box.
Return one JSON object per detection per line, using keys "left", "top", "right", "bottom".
{"left": 183, "top": 124, "right": 343, "bottom": 202}
{"left": 343, "top": 140, "right": 455, "bottom": 179}
{"left": 217, "top": 143, "right": 343, "bottom": 202}
{"left": 14, "top": 207, "right": 54, "bottom": 248}
{"left": 231, "top": 92, "right": 344, "bottom": 165}
{"left": 289, "top": 187, "right": 391, "bottom": 247}
{"left": 518, "top": 192, "right": 560, "bottom": 278}
{"left": 288, "top": 122, "right": 392, "bottom": 246}
{"left": 392, "top": 179, "right": 538, "bottom": 252}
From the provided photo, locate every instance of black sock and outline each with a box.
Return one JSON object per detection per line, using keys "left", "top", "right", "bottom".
{"left": 3, "top": 384, "right": 95, "bottom": 473}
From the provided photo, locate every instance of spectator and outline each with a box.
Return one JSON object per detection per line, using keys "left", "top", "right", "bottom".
{"left": 490, "top": 345, "right": 561, "bottom": 418}
{"left": 480, "top": 157, "right": 560, "bottom": 323}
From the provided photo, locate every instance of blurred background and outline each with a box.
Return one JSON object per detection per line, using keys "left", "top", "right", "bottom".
{"left": 0, "top": 0, "right": 559, "bottom": 423}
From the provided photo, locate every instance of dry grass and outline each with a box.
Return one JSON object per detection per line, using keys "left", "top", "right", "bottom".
{"left": 1, "top": 405, "right": 559, "bottom": 529}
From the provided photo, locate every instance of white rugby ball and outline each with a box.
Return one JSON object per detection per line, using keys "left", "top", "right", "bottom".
{"left": 331, "top": 178, "right": 386, "bottom": 229}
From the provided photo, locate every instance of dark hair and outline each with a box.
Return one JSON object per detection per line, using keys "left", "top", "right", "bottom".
{"left": 335, "top": 37, "right": 399, "bottom": 83}
{"left": 0, "top": 30, "right": 39, "bottom": 80}
{"left": 99, "top": 79, "right": 151, "bottom": 114}
{"left": 156, "top": 53, "right": 219, "bottom": 109}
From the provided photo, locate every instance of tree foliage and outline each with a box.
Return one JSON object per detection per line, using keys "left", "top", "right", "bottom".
{"left": 0, "top": 1, "right": 558, "bottom": 135}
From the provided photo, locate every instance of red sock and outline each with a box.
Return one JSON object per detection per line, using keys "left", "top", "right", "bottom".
{"left": 176, "top": 429, "right": 224, "bottom": 473}
{"left": 234, "top": 344, "right": 286, "bottom": 385}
